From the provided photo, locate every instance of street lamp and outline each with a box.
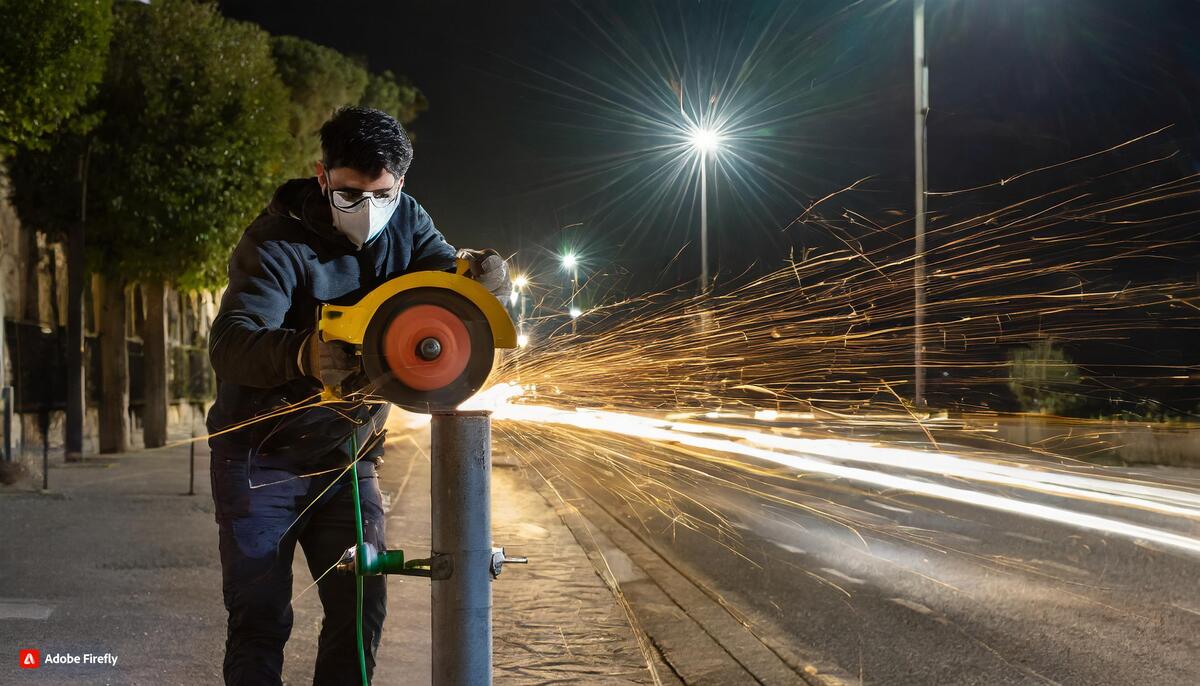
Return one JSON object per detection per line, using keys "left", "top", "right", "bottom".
{"left": 510, "top": 274, "right": 529, "bottom": 338}
{"left": 687, "top": 125, "right": 724, "bottom": 293}
{"left": 688, "top": 127, "right": 722, "bottom": 154}
{"left": 561, "top": 252, "right": 580, "bottom": 333}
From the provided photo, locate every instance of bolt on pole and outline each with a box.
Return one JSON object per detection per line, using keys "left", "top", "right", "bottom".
{"left": 430, "top": 411, "right": 493, "bottom": 685}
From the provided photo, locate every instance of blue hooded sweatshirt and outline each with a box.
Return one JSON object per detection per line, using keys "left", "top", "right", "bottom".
{"left": 206, "top": 177, "right": 457, "bottom": 470}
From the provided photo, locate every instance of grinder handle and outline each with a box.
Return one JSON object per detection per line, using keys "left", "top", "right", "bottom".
{"left": 454, "top": 257, "right": 471, "bottom": 276}
{"left": 313, "top": 303, "right": 343, "bottom": 401}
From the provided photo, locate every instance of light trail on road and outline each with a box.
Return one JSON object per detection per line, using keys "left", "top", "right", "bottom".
{"left": 476, "top": 386, "right": 1200, "bottom": 555}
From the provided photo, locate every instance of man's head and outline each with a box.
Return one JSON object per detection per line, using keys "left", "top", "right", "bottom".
{"left": 316, "top": 106, "right": 412, "bottom": 194}
{"left": 315, "top": 106, "right": 412, "bottom": 247}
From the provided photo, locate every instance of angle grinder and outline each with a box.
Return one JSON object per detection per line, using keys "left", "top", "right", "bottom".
{"left": 317, "top": 258, "right": 516, "bottom": 412}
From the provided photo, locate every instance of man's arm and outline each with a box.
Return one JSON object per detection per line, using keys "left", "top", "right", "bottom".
{"left": 208, "top": 233, "right": 309, "bottom": 388}
{"left": 407, "top": 202, "right": 458, "bottom": 272}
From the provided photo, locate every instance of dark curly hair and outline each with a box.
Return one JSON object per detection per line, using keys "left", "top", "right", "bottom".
{"left": 319, "top": 106, "right": 413, "bottom": 178}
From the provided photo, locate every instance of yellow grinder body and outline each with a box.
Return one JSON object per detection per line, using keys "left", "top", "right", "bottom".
{"left": 318, "top": 258, "right": 516, "bottom": 413}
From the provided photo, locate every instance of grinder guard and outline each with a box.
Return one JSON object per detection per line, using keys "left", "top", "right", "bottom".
{"left": 317, "top": 260, "right": 516, "bottom": 413}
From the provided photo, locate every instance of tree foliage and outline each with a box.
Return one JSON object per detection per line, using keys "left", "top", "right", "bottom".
{"left": 270, "top": 35, "right": 428, "bottom": 178}
{"left": 12, "top": 0, "right": 291, "bottom": 289}
{"left": 0, "top": 0, "right": 114, "bottom": 155}
{"left": 360, "top": 70, "right": 428, "bottom": 126}
{"left": 10, "top": 5, "right": 429, "bottom": 289}
{"left": 1008, "top": 339, "right": 1083, "bottom": 415}
{"left": 270, "top": 35, "right": 369, "bottom": 179}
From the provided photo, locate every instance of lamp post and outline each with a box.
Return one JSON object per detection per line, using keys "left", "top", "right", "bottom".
{"left": 511, "top": 274, "right": 528, "bottom": 339}
{"left": 687, "top": 127, "right": 722, "bottom": 294}
{"left": 913, "top": 0, "right": 929, "bottom": 408}
{"left": 561, "top": 253, "right": 579, "bottom": 334}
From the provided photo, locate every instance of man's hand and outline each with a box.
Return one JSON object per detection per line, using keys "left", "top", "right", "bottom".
{"left": 299, "top": 331, "right": 362, "bottom": 395}
{"left": 457, "top": 248, "right": 510, "bottom": 299}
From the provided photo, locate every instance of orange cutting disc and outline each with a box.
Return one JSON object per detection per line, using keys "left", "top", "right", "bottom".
{"left": 382, "top": 304, "right": 471, "bottom": 391}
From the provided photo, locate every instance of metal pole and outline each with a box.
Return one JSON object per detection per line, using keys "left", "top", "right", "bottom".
{"left": 913, "top": 0, "right": 929, "bottom": 408}
{"left": 187, "top": 428, "right": 196, "bottom": 496}
{"left": 1, "top": 386, "right": 11, "bottom": 462}
{"left": 570, "top": 268, "right": 578, "bottom": 335}
{"left": 430, "top": 411, "right": 493, "bottom": 686}
{"left": 66, "top": 142, "right": 91, "bottom": 462}
{"left": 41, "top": 412, "right": 49, "bottom": 491}
{"left": 700, "top": 150, "right": 709, "bottom": 293}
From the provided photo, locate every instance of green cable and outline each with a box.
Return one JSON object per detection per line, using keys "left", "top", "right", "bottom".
{"left": 349, "top": 431, "right": 369, "bottom": 686}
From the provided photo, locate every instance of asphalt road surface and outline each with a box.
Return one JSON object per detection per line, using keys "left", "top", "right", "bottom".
{"left": 498, "top": 415, "right": 1200, "bottom": 685}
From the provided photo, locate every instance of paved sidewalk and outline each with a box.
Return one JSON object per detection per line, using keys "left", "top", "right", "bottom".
{"left": 0, "top": 415, "right": 653, "bottom": 685}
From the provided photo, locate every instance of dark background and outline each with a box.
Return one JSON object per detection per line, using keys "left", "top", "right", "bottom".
{"left": 220, "top": 0, "right": 1200, "bottom": 413}
{"left": 219, "top": 0, "right": 1200, "bottom": 286}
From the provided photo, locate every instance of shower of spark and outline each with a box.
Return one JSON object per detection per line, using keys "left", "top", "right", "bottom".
{"left": 187, "top": 135, "right": 1200, "bottom": 591}
{"left": 477, "top": 136, "right": 1200, "bottom": 568}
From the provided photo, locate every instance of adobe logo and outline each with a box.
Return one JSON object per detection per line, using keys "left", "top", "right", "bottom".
{"left": 19, "top": 649, "right": 40, "bottom": 669}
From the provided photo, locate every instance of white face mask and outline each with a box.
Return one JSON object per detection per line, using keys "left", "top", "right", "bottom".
{"left": 330, "top": 196, "right": 399, "bottom": 248}
{"left": 324, "top": 175, "right": 402, "bottom": 249}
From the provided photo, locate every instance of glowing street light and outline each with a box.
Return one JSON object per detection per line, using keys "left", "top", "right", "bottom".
{"left": 687, "top": 125, "right": 724, "bottom": 293}
{"left": 687, "top": 126, "right": 723, "bottom": 154}
{"left": 510, "top": 273, "right": 529, "bottom": 333}
{"left": 561, "top": 252, "right": 581, "bottom": 333}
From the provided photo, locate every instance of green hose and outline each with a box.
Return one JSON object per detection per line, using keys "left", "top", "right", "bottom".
{"left": 349, "top": 432, "right": 369, "bottom": 686}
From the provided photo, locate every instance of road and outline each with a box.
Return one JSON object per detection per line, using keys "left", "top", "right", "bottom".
{"left": 496, "top": 411, "right": 1200, "bottom": 685}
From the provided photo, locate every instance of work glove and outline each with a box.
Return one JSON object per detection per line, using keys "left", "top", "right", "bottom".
{"left": 298, "top": 330, "right": 362, "bottom": 395}
{"left": 457, "top": 248, "right": 510, "bottom": 299}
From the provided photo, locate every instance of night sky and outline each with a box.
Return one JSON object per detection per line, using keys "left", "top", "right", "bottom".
{"left": 219, "top": 0, "right": 1200, "bottom": 291}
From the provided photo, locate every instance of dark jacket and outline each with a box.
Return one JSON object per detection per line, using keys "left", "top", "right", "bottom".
{"left": 206, "top": 177, "right": 457, "bottom": 470}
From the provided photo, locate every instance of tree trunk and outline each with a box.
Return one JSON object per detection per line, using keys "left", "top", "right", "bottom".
{"left": 21, "top": 226, "right": 40, "bottom": 322}
{"left": 142, "top": 281, "right": 169, "bottom": 448}
{"left": 98, "top": 274, "right": 128, "bottom": 454}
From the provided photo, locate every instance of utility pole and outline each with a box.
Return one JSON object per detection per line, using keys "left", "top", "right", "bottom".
{"left": 699, "top": 149, "right": 709, "bottom": 293}
{"left": 569, "top": 265, "right": 578, "bottom": 335}
{"left": 913, "top": 0, "right": 929, "bottom": 409}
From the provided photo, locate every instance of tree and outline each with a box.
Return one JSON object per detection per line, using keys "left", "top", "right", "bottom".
{"left": 270, "top": 35, "right": 370, "bottom": 179}
{"left": 360, "top": 70, "right": 428, "bottom": 125}
{"left": 0, "top": 0, "right": 113, "bottom": 155}
{"left": 0, "top": 0, "right": 113, "bottom": 418}
{"left": 13, "top": 0, "right": 291, "bottom": 451}
{"left": 270, "top": 35, "right": 428, "bottom": 179}
{"left": 1008, "top": 339, "right": 1083, "bottom": 415}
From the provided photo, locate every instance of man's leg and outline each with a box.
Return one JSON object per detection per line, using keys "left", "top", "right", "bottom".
{"left": 212, "top": 455, "right": 307, "bottom": 685}
{"left": 301, "top": 461, "right": 388, "bottom": 685}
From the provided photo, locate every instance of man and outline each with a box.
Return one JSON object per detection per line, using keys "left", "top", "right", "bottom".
{"left": 207, "top": 106, "right": 506, "bottom": 685}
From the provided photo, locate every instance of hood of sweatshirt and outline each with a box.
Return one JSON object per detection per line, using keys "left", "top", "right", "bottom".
{"left": 266, "top": 177, "right": 360, "bottom": 252}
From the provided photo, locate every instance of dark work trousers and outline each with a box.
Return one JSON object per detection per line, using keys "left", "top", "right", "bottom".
{"left": 211, "top": 451, "right": 387, "bottom": 685}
